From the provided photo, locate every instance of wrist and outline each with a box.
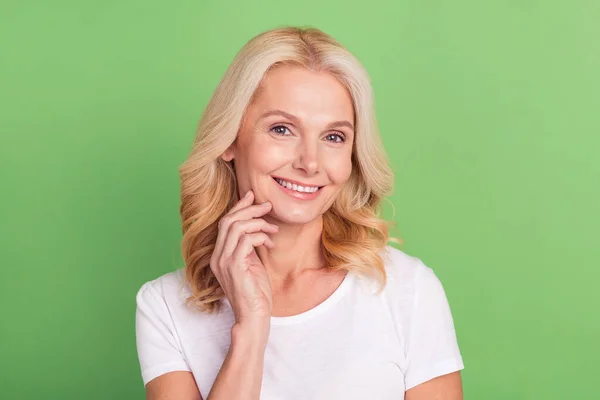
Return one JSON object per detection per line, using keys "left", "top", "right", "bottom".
{"left": 231, "top": 320, "right": 270, "bottom": 350}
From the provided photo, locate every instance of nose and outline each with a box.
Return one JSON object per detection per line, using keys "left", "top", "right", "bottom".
{"left": 292, "top": 137, "right": 320, "bottom": 176}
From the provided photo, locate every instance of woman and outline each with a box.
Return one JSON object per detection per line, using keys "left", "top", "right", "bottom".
{"left": 135, "top": 26, "right": 464, "bottom": 399}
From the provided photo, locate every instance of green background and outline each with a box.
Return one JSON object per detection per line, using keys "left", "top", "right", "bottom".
{"left": 1, "top": 1, "right": 598, "bottom": 399}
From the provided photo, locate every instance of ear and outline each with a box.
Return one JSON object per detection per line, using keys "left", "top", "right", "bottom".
{"left": 221, "top": 145, "right": 235, "bottom": 162}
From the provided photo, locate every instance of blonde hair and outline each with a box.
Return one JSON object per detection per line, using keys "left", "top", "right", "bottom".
{"left": 179, "top": 26, "right": 403, "bottom": 313}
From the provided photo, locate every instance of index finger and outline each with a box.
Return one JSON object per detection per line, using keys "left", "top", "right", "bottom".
{"left": 227, "top": 189, "right": 254, "bottom": 216}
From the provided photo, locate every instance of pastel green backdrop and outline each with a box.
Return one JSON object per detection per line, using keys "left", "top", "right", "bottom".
{"left": 1, "top": 1, "right": 598, "bottom": 399}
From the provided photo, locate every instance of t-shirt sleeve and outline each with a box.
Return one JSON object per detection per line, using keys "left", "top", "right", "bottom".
{"left": 135, "top": 281, "right": 191, "bottom": 386}
{"left": 404, "top": 262, "right": 465, "bottom": 390}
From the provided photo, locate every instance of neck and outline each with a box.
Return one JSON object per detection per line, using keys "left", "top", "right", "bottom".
{"left": 255, "top": 216, "right": 325, "bottom": 285}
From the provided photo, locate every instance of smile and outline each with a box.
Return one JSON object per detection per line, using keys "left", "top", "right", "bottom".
{"left": 273, "top": 177, "right": 320, "bottom": 193}
{"left": 271, "top": 176, "right": 324, "bottom": 200}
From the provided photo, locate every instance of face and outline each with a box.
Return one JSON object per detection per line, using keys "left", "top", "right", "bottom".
{"left": 222, "top": 64, "right": 355, "bottom": 225}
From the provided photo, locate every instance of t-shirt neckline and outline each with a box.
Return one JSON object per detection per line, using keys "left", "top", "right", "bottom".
{"left": 269, "top": 269, "right": 355, "bottom": 326}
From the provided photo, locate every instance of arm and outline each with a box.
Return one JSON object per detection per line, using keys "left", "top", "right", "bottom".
{"left": 146, "top": 371, "right": 202, "bottom": 400}
{"left": 206, "top": 322, "right": 269, "bottom": 400}
{"left": 405, "top": 371, "right": 463, "bottom": 400}
{"left": 204, "top": 190, "right": 275, "bottom": 399}
{"left": 403, "top": 262, "right": 465, "bottom": 394}
{"left": 140, "top": 191, "right": 274, "bottom": 399}
{"left": 145, "top": 323, "right": 268, "bottom": 400}
{"left": 136, "top": 282, "right": 199, "bottom": 399}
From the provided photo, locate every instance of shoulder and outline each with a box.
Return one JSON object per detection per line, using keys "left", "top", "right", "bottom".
{"left": 136, "top": 268, "right": 191, "bottom": 309}
{"left": 373, "top": 245, "right": 451, "bottom": 324}
{"left": 379, "top": 245, "right": 435, "bottom": 290}
{"left": 135, "top": 268, "right": 231, "bottom": 334}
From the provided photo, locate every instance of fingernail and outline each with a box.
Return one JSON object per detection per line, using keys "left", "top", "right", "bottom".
{"left": 245, "top": 190, "right": 252, "bottom": 198}
{"left": 261, "top": 201, "right": 271, "bottom": 207}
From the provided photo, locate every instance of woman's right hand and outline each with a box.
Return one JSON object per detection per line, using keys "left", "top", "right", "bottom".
{"left": 210, "top": 189, "right": 278, "bottom": 331}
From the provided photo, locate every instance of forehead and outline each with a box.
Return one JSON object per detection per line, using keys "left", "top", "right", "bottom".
{"left": 248, "top": 65, "right": 354, "bottom": 123}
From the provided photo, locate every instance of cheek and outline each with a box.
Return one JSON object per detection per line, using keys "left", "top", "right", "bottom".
{"left": 327, "top": 154, "right": 353, "bottom": 184}
{"left": 242, "top": 136, "right": 290, "bottom": 171}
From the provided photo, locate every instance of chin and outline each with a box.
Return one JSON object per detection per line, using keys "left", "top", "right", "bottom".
{"left": 271, "top": 208, "right": 322, "bottom": 226}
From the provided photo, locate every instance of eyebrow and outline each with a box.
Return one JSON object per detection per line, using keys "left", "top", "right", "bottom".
{"left": 259, "top": 109, "right": 355, "bottom": 131}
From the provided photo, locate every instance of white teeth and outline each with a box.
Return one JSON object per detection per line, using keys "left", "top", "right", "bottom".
{"left": 275, "top": 178, "right": 320, "bottom": 193}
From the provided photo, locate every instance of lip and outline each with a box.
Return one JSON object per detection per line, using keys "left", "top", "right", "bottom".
{"left": 271, "top": 176, "right": 324, "bottom": 200}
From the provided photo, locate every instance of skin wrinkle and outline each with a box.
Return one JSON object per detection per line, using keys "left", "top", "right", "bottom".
{"left": 258, "top": 109, "right": 355, "bottom": 132}
{"left": 221, "top": 65, "right": 354, "bottom": 294}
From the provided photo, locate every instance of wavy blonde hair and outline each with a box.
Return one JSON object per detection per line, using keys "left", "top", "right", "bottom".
{"left": 179, "top": 26, "right": 403, "bottom": 314}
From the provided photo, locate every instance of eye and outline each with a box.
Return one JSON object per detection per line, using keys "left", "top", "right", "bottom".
{"left": 270, "top": 125, "right": 291, "bottom": 136}
{"left": 325, "top": 133, "right": 346, "bottom": 143}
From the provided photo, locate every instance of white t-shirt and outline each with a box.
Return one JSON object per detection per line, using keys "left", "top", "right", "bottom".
{"left": 135, "top": 246, "right": 464, "bottom": 399}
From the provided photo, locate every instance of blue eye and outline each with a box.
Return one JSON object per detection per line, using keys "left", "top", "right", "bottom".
{"left": 270, "top": 125, "right": 346, "bottom": 143}
{"left": 326, "top": 133, "right": 346, "bottom": 143}
{"left": 270, "top": 125, "right": 291, "bottom": 135}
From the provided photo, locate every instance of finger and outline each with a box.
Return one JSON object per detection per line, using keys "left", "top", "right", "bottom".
{"left": 213, "top": 191, "right": 256, "bottom": 259}
{"left": 227, "top": 189, "right": 255, "bottom": 215}
{"left": 232, "top": 232, "right": 275, "bottom": 262}
{"left": 216, "top": 202, "right": 273, "bottom": 253}
{"left": 222, "top": 218, "right": 279, "bottom": 256}
{"left": 226, "top": 201, "right": 272, "bottom": 224}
